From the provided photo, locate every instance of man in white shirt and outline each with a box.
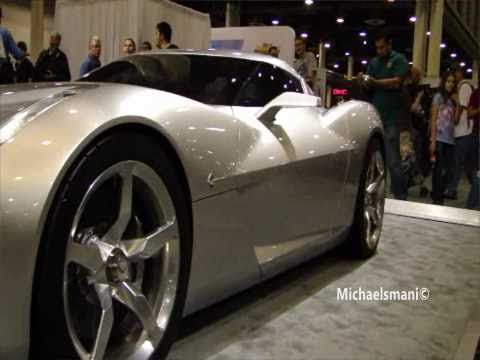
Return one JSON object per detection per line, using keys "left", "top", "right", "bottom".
{"left": 293, "top": 37, "right": 316, "bottom": 87}
{"left": 445, "top": 68, "right": 474, "bottom": 199}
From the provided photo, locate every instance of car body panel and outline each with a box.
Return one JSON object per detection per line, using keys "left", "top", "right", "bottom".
{"left": 0, "top": 50, "right": 382, "bottom": 358}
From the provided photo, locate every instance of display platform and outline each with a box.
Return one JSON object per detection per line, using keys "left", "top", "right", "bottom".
{"left": 385, "top": 198, "right": 480, "bottom": 227}
{"left": 168, "top": 213, "right": 480, "bottom": 360}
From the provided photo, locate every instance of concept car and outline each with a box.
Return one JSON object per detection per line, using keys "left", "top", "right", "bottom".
{"left": 0, "top": 50, "right": 385, "bottom": 359}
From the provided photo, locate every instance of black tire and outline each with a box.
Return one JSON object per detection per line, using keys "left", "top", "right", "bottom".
{"left": 30, "top": 131, "right": 192, "bottom": 360}
{"left": 347, "top": 137, "right": 385, "bottom": 259}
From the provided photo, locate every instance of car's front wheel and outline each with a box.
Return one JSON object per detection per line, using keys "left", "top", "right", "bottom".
{"left": 31, "top": 131, "right": 191, "bottom": 360}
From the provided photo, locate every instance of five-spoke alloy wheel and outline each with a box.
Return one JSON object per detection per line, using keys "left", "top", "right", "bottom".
{"left": 32, "top": 132, "right": 191, "bottom": 360}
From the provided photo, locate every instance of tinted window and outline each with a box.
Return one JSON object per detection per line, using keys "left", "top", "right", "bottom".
{"left": 82, "top": 54, "right": 258, "bottom": 105}
{"left": 234, "top": 63, "right": 303, "bottom": 107}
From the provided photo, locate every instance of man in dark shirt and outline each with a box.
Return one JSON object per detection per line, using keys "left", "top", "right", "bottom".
{"left": 466, "top": 86, "right": 479, "bottom": 209}
{"left": 0, "top": 6, "right": 25, "bottom": 84}
{"left": 15, "top": 41, "right": 34, "bottom": 82}
{"left": 362, "top": 31, "right": 409, "bottom": 200}
{"left": 156, "top": 22, "right": 178, "bottom": 49}
{"left": 34, "top": 32, "right": 71, "bottom": 82}
{"left": 80, "top": 36, "right": 101, "bottom": 77}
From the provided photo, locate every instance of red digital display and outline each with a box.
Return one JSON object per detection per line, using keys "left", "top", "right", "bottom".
{"left": 332, "top": 88, "right": 349, "bottom": 96}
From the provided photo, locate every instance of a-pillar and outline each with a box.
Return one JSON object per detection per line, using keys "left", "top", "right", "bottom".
{"left": 412, "top": 0, "right": 428, "bottom": 75}
{"left": 30, "top": 0, "right": 44, "bottom": 61}
{"left": 225, "top": 2, "right": 241, "bottom": 27}
{"left": 427, "top": 0, "right": 444, "bottom": 79}
{"left": 347, "top": 55, "right": 354, "bottom": 80}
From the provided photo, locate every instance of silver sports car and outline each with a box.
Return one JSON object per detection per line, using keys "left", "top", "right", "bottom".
{"left": 0, "top": 50, "right": 385, "bottom": 360}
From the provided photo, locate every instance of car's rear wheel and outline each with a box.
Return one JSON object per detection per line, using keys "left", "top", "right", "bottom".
{"left": 31, "top": 131, "right": 191, "bottom": 360}
{"left": 348, "top": 138, "right": 385, "bottom": 258}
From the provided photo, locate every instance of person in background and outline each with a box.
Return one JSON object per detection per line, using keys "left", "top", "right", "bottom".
{"left": 122, "top": 38, "right": 136, "bottom": 55}
{"left": 466, "top": 85, "right": 479, "bottom": 209}
{"left": 293, "top": 37, "right": 316, "bottom": 87}
{"left": 34, "top": 32, "right": 71, "bottom": 82}
{"left": 444, "top": 67, "right": 474, "bottom": 200}
{"left": 79, "top": 36, "right": 101, "bottom": 77}
{"left": 156, "top": 22, "right": 178, "bottom": 49}
{"left": 141, "top": 41, "right": 152, "bottom": 51}
{"left": 268, "top": 46, "right": 280, "bottom": 58}
{"left": 0, "top": 6, "right": 25, "bottom": 84}
{"left": 15, "top": 41, "right": 34, "bottom": 82}
{"left": 361, "top": 30, "right": 409, "bottom": 200}
{"left": 429, "top": 71, "right": 460, "bottom": 205}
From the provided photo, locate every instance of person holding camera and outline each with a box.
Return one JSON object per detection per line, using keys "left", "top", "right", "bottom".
{"left": 359, "top": 31, "right": 409, "bottom": 200}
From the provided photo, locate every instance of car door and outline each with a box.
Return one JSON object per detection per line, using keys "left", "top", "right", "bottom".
{"left": 232, "top": 62, "right": 349, "bottom": 277}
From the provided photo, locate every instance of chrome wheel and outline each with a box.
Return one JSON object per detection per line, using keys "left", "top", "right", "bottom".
{"left": 363, "top": 149, "right": 385, "bottom": 250}
{"left": 63, "top": 160, "right": 180, "bottom": 360}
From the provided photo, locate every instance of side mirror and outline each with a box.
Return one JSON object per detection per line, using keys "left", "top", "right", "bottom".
{"left": 256, "top": 92, "right": 322, "bottom": 123}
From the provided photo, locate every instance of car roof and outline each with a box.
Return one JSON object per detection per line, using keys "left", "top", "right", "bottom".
{"left": 133, "top": 49, "right": 301, "bottom": 81}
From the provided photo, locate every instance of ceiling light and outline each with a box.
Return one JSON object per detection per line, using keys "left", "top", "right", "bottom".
{"left": 305, "top": 0, "right": 314, "bottom": 5}
{"left": 361, "top": 60, "right": 368, "bottom": 65}
{"left": 336, "top": 17, "right": 344, "bottom": 24}
{"left": 409, "top": 16, "right": 417, "bottom": 23}
{"left": 450, "top": 53, "right": 457, "bottom": 58}
{"left": 301, "top": 33, "right": 308, "bottom": 38}
{"left": 387, "top": 0, "right": 395, "bottom": 2}
{"left": 426, "top": 31, "right": 431, "bottom": 36}
{"left": 345, "top": 51, "right": 351, "bottom": 56}
{"left": 440, "top": 43, "right": 446, "bottom": 49}
{"left": 324, "top": 42, "right": 331, "bottom": 48}
{"left": 359, "top": 32, "right": 367, "bottom": 37}
{"left": 272, "top": 19, "right": 279, "bottom": 25}
{"left": 363, "top": 40, "right": 367, "bottom": 45}
{"left": 333, "top": 64, "right": 339, "bottom": 69}
{"left": 460, "top": 62, "right": 466, "bottom": 67}
{"left": 466, "top": 68, "right": 473, "bottom": 73}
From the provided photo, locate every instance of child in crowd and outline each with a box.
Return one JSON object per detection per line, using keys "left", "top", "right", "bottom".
{"left": 429, "top": 71, "right": 460, "bottom": 205}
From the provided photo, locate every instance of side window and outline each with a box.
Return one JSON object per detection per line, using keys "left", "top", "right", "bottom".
{"left": 234, "top": 63, "right": 303, "bottom": 107}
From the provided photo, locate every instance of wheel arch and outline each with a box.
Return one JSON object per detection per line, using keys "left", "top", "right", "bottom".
{"left": 29, "top": 121, "right": 194, "bottom": 356}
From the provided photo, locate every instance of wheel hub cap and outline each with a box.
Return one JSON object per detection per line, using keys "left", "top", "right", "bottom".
{"left": 106, "top": 248, "right": 131, "bottom": 283}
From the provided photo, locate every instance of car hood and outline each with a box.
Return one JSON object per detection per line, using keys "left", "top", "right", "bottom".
{"left": 0, "top": 82, "right": 99, "bottom": 128}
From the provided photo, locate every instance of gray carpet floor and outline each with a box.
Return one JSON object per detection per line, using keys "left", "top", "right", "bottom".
{"left": 168, "top": 214, "right": 480, "bottom": 360}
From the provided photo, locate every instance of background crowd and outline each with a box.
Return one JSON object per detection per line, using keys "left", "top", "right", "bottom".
{"left": 2, "top": 6, "right": 479, "bottom": 209}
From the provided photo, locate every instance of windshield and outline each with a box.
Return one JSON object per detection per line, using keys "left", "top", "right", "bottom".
{"left": 81, "top": 54, "right": 259, "bottom": 105}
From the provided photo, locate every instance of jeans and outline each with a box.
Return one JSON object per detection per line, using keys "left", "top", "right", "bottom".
{"left": 447, "top": 133, "right": 479, "bottom": 208}
{"left": 384, "top": 123, "right": 408, "bottom": 200}
{"left": 431, "top": 141, "right": 455, "bottom": 205}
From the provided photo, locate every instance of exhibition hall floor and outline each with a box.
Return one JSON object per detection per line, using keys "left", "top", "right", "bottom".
{"left": 168, "top": 211, "right": 480, "bottom": 360}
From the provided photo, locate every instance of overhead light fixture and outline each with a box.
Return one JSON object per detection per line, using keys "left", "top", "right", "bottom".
{"left": 336, "top": 17, "right": 344, "bottom": 24}
{"left": 466, "top": 68, "right": 473, "bottom": 73}
{"left": 359, "top": 32, "right": 367, "bottom": 37}
{"left": 409, "top": 61, "right": 413, "bottom": 65}
{"left": 426, "top": 31, "right": 431, "bottom": 36}
{"left": 345, "top": 51, "right": 351, "bottom": 56}
{"left": 450, "top": 53, "right": 457, "bottom": 58}
{"left": 460, "top": 62, "right": 466, "bottom": 67}
{"left": 333, "top": 64, "right": 339, "bottom": 69}
{"left": 363, "top": 40, "right": 367, "bottom": 45}
{"left": 272, "top": 19, "right": 279, "bottom": 25}
{"left": 324, "top": 42, "right": 331, "bottom": 48}
{"left": 305, "top": 0, "right": 314, "bottom": 5}
{"left": 361, "top": 60, "right": 368, "bottom": 65}
{"left": 301, "top": 32, "right": 308, "bottom": 39}
{"left": 409, "top": 16, "right": 417, "bottom": 23}
{"left": 387, "top": 0, "right": 395, "bottom": 2}
{"left": 440, "top": 43, "right": 446, "bottom": 49}
{"left": 316, "top": 54, "right": 320, "bottom": 58}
